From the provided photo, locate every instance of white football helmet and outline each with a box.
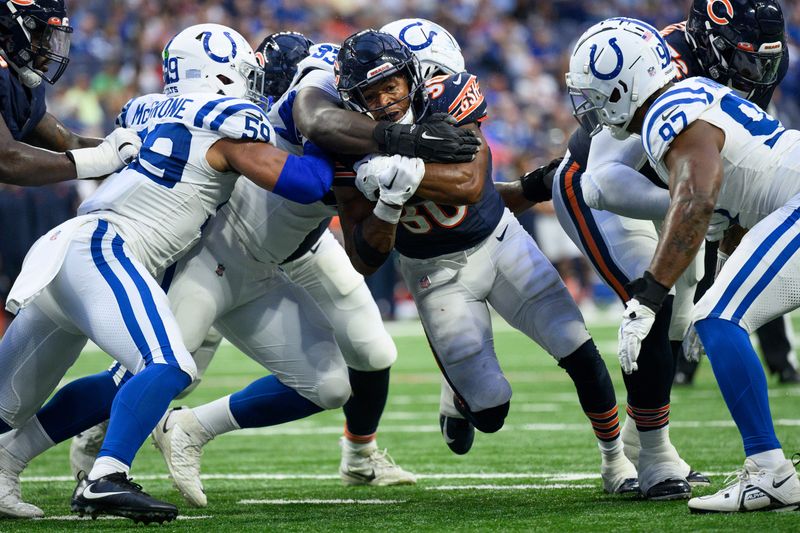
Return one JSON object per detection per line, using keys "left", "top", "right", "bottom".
{"left": 162, "top": 23, "right": 264, "bottom": 102}
{"left": 566, "top": 17, "right": 676, "bottom": 140}
{"left": 380, "top": 18, "right": 465, "bottom": 80}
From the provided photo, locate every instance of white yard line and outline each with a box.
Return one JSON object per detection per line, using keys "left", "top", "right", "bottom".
{"left": 428, "top": 484, "right": 596, "bottom": 491}
{"left": 34, "top": 515, "right": 210, "bottom": 521}
{"left": 239, "top": 499, "right": 406, "bottom": 505}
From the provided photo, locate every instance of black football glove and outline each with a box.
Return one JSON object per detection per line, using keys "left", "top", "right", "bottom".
{"left": 372, "top": 113, "right": 481, "bottom": 163}
{"left": 519, "top": 156, "right": 563, "bottom": 203}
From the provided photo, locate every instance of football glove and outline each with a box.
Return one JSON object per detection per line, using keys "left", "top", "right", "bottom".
{"left": 618, "top": 272, "right": 669, "bottom": 374}
{"left": 681, "top": 323, "right": 706, "bottom": 363}
{"left": 353, "top": 154, "right": 384, "bottom": 202}
{"left": 67, "top": 128, "right": 141, "bottom": 179}
{"left": 705, "top": 212, "right": 731, "bottom": 242}
{"left": 519, "top": 156, "right": 563, "bottom": 203}
{"left": 373, "top": 113, "right": 481, "bottom": 164}
{"left": 372, "top": 154, "right": 425, "bottom": 224}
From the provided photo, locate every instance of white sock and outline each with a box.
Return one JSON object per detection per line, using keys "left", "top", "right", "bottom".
{"left": 749, "top": 449, "right": 786, "bottom": 470}
{"left": 598, "top": 437, "right": 624, "bottom": 458}
{"left": 0, "top": 416, "right": 55, "bottom": 465}
{"left": 192, "top": 396, "right": 239, "bottom": 438}
{"left": 88, "top": 456, "right": 129, "bottom": 481}
{"left": 638, "top": 426, "right": 670, "bottom": 450}
{"left": 343, "top": 437, "right": 377, "bottom": 453}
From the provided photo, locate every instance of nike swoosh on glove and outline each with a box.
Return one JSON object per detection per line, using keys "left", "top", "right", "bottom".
{"left": 618, "top": 298, "right": 657, "bottom": 374}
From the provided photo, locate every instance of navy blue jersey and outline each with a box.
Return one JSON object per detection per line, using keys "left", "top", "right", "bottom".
{"left": 0, "top": 64, "right": 46, "bottom": 141}
{"left": 394, "top": 72, "right": 505, "bottom": 259}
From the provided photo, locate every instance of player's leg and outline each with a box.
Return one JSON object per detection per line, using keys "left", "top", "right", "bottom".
{"left": 152, "top": 270, "right": 350, "bottom": 506}
{"left": 689, "top": 203, "right": 800, "bottom": 513}
{"left": 553, "top": 160, "right": 694, "bottom": 498}
{"left": 58, "top": 221, "right": 195, "bottom": 522}
{"left": 0, "top": 299, "right": 87, "bottom": 518}
{"left": 755, "top": 316, "right": 800, "bottom": 383}
{"left": 282, "top": 231, "right": 414, "bottom": 486}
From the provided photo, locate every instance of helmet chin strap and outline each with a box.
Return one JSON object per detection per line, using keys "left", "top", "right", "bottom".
{"left": 0, "top": 50, "right": 42, "bottom": 88}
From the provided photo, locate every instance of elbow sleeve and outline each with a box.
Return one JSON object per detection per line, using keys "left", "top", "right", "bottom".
{"left": 272, "top": 142, "right": 334, "bottom": 204}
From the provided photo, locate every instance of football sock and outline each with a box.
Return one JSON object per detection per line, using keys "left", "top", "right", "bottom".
{"left": 0, "top": 416, "right": 54, "bottom": 465}
{"left": 89, "top": 456, "right": 129, "bottom": 480}
{"left": 558, "top": 340, "right": 620, "bottom": 443}
{"left": 637, "top": 425, "right": 670, "bottom": 450}
{"left": 98, "top": 364, "right": 191, "bottom": 467}
{"left": 342, "top": 367, "right": 390, "bottom": 440}
{"left": 37, "top": 370, "right": 119, "bottom": 443}
{"left": 750, "top": 449, "right": 786, "bottom": 470}
{"left": 228, "top": 375, "right": 322, "bottom": 429}
{"left": 695, "top": 317, "right": 781, "bottom": 455}
{"left": 194, "top": 396, "right": 238, "bottom": 438}
{"left": 622, "top": 295, "right": 674, "bottom": 427}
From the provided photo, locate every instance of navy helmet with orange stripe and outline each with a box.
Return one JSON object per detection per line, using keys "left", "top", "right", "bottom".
{"left": 686, "top": 0, "right": 784, "bottom": 96}
{"left": 0, "top": 0, "right": 72, "bottom": 87}
{"left": 335, "top": 29, "right": 428, "bottom": 122}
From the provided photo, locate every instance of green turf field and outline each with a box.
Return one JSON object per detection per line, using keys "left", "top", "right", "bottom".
{"left": 6, "top": 315, "right": 800, "bottom": 531}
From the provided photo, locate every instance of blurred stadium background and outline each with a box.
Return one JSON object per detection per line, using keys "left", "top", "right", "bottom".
{"left": 2, "top": 0, "right": 800, "bottom": 329}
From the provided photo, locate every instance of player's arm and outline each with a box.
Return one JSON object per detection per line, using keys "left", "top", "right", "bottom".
{"left": 24, "top": 112, "right": 101, "bottom": 151}
{"left": 335, "top": 185, "right": 397, "bottom": 275}
{"left": 495, "top": 157, "right": 563, "bottom": 214}
{"left": 647, "top": 120, "right": 726, "bottom": 289}
{"left": 0, "top": 113, "right": 139, "bottom": 186}
{"left": 207, "top": 138, "right": 334, "bottom": 204}
{"left": 293, "top": 88, "right": 479, "bottom": 162}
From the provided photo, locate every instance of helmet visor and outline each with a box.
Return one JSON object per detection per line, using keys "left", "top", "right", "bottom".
{"left": 569, "top": 87, "right": 606, "bottom": 137}
{"left": 29, "top": 17, "right": 72, "bottom": 84}
{"left": 728, "top": 48, "right": 782, "bottom": 87}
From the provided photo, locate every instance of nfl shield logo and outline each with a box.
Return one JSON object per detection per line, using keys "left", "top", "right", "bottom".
{"left": 215, "top": 264, "right": 225, "bottom": 277}
{"left": 419, "top": 276, "right": 431, "bottom": 289}
{"left": 49, "top": 230, "right": 61, "bottom": 241}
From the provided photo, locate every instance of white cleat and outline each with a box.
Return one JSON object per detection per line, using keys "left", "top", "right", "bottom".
{"left": 69, "top": 420, "right": 108, "bottom": 479}
{"left": 689, "top": 458, "right": 800, "bottom": 513}
{"left": 0, "top": 446, "right": 43, "bottom": 518}
{"left": 601, "top": 452, "right": 639, "bottom": 494}
{"left": 339, "top": 438, "right": 417, "bottom": 486}
{"left": 151, "top": 407, "right": 213, "bottom": 508}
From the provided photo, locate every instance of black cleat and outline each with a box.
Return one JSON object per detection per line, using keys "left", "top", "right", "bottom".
{"left": 439, "top": 414, "right": 474, "bottom": 455}
{"left": 686, "top": 470, "right": 711, "bottom": 487}
{"left": 644, "top": 478, "right": 692, "bottom": 501}
{"left": 71, "top": 471, "right": 178, "bottom": 524}
{"left": 616, "top": 478, "right": 641, "bottom": 494}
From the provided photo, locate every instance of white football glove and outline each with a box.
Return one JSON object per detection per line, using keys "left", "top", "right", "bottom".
{"left": 681, "top": 323, "right": 706, "bottom": 363}
{"left": 68, "top": 128, "right": 142, "bottom": 179}
{"left": 705, "top": 212, "right": 731, "bottom": 242}
{"left": 353, "top": 154, "right": 384, "bottom": 202}
{"left": 371, "top": 154, "right": 425, "bottom": 224}
{"left": 618, "top": 298, "right": 657, "bottom": 374}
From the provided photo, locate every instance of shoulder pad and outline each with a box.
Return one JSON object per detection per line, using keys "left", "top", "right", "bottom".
{"left": 115, "top": 97, "right": 138, "bottom": 127}
{"left": 424, "top": 71, "right": 486, "bottom": 126}
{"left": 194, "top": 97, "right": 274, "bottom": 143}
{"left": 642, "top": 77, "right": 722, "bottom": 164}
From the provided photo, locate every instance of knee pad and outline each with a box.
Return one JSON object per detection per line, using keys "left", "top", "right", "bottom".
{"left": 455, "top": 398, "right": 510, "bottom": 434}
{"left": 315, "top": 374, "right": 352, "bottom": 410}
{"left": 343, "top": 331, "right": 397, "bottom": 371}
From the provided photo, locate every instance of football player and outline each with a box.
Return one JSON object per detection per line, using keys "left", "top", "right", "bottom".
{"left": 0, "top": 0, "right": 140, "bottom": 186}
{"left": 0, "top": 23, "right": 341, "bottom": 522}
{"left": 334, "top": 29, "right": 640, "bottom": 495}
{"left": 567, "top": 16, "right": 800, "bottom": 513}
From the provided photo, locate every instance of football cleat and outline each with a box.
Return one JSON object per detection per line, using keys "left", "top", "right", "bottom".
{"left": 71, "top": 471, "right": 178, "bottom": 524}
{"left": 637, "top": 443, "right": 691, "bottom": 500}
{"left": 689, "top": 457, "right": 800, "bottom": 513}
{"left": 439, "top": 414, "right": 474, "bottom": 455}
{"left": 0, "top": 446, "right": 43, "bottom": 518}
{"left": 151, "top": 407, "right": 212, "bottom": 507}
{"left": 339, "top": 438, "right": 417, "bottom": 486}
{"left": 686, "top": 470, "right": 711, "bottom": 487}
{"left": 601, "top": 452, "right": 639, "bottom": 495}
{"left": 70, "top": 420, "right": 109, "bottom": 479}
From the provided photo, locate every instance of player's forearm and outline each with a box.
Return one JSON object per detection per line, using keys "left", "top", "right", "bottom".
{"left": 0, "top": 143, "right": 77, "bottom": 185}
{"left": 296, "top": 98, "right": 380, "bottom": 155}
{"left": 495, "top": 181, "right": 534, "bottom": 214}
{"left": 415, "top": 161, "right": 482, "bottom": 205}
{"left": 582, "top": 163, "right": 671, "bottom": 220}
{"left": 347, "top": 215, "right": 397, "bottom": 275}
{"left": 719, "top": 224, "right": 747, "bottom": 256}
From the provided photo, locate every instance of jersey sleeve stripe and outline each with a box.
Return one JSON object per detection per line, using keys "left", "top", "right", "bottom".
{"left": 193, "top": 97, "right": 238, "bottom": 128}
{"left": 453, "top": 95, "right": 485, "bottom": 123}
{"left": 644, "top": 94, "right": 715, "bottom": 157}
{"left": 208, "top": 102, "right": 268, "bottom": 131}
{"left": 447, "top": 75, "right": 477, "bottom": 114}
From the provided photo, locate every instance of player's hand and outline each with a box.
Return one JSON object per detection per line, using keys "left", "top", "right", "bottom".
{"left": 68, "top": 128, "right": 142, "bottom": 179}
{"left": 371, "top": 155, "right": 425, "bottom": 224}
{"left": 353, "top": 154, "right": 385, "bottom": 202}
{"left": 706, "top": 212, "right": 731, "bottom": 242}
{"left": 681, "top": 323, "right": 705, "bottom": 363}
{"left": 618, "top": 298, "right": 656, "bottom": 374}
{"left": 373, "top": 113, "right": 481, "bottom": 164}
{"left": 519, "top": 157, "right": 563, "bottom": 203}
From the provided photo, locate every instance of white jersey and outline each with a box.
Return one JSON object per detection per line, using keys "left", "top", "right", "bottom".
{"left": 78, "top": 92, "right": 274, "bottom": 274}
{"left": 643, "top": 77, "right": 800, "bottom": 229}
{"left": 222, "top": 43, "right": 341, "bottom": 264}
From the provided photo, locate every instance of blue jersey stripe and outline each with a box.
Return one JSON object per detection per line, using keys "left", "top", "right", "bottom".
{"left": 730, "top": 208, "right": 800, "bottom": 323}
{"left": 644, "top": 96, "right": 715, "bottom": 157}
{"left": 209, "top": 102, "right": 268, "bottom": 131}
{"left": 710, "top": 206, "right": 800, "bottom": 318}
{"left": 90, "top": 220, "right": 153, "bottom": 365}
{"left": 110, "top": 234, "right": 177, "bottom": 366}
{"left": 193, "top": 97, "right": 237, "bottom": 128}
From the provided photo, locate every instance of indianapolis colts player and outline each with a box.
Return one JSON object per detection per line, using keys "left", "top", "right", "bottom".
{"left": 568, "top": 16, "right": 800, "bottom": 513}
{"left": 335, "top": 29, "right": 641, "bottom": 495}
{"left": 0, "top": 0, "right": 141, "bottom": 187}
{"left": 0, "top": 23, "right": 337, "bottom": 523}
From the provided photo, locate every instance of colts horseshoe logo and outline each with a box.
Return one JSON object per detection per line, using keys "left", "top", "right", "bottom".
{"left": 398, "top": 21, "right": 437, "bottom": 51}
{"left": 202, "top": 31, "right": 238, "bottom": 63}
{"left": 707, "top": 0, "right": 734, "bottom": 25}
{"left": 589, "top": 37, "right": 624, "bottom": 80}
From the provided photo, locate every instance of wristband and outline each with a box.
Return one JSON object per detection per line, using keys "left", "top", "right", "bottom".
{"left": 353, "top": 224, "right": 390, "bottom": 268}
{"left": 626, "top": 271, "right": 669, "bottom": 312}
{"left": 715, "top": 250, "right": 730, "bottom": 277}
{"left": 373, "top": 199, "right": 402, "bottom": 224}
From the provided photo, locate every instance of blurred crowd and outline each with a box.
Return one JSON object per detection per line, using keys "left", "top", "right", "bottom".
{"left": 3, "top": 0, "right": 800, "bottom": 324}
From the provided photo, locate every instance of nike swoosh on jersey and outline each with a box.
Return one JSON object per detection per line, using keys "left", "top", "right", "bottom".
{"left": 82, "top": 485, "right": 128, "bottom": 500}
{"left": 309, "top": 243, "right": 321, "bottom": 254}
{"left": 420, "top": 131, "right": 444, "bottom": 141}
{"left": 773, "top": 474, "right": 795, "bottom": 489}
{"left": 452, "top": 74, "right": 463, "bottom": 85}
{"left": 495, "top": 225, "right": 508, "bottom": 242}
{"left": 661, "top": 108, "right": 677, "bottom": 121}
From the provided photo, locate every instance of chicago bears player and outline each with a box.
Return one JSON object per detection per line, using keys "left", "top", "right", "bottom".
{"left": 0, "top": 23, "right": 339, "bottom": 522}
{"left": 334, "top": 29, "right": 641, "bottom": 495}
{"left": 256, "top": 31, "right": 314, "bottom": 101}
{"left": 567, "top": 16, "right": 800, "bottom": 513}
{"left": 0, "top": 0, "right": 141, "bottom": 186}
